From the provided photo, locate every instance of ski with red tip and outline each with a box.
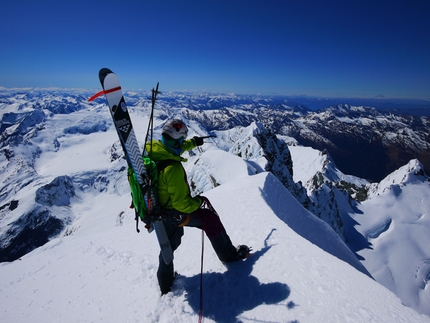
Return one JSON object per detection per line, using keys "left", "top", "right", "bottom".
{"left": 95, "top": 68, "right": 173, "bottom": 265}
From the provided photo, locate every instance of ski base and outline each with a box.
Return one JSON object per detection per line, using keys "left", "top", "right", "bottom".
{"left": 154, "top": 220, "right": 174, "bottom": 264}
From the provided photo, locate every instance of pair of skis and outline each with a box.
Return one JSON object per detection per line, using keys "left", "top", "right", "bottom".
{"left": 90, "top": 68, "right": 173, "bottom": 265}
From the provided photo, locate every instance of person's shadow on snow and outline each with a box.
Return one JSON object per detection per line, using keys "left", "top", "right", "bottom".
{"left": 175, "top": 230, "right": 292, "bottom": 323}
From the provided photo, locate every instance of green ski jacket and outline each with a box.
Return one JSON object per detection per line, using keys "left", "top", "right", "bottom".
{"left": 145, "top": 139, "right": 202, "bottom": 213}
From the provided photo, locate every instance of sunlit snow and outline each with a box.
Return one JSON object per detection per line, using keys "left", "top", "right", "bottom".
{"left": 1, "top": 90, "right": 430, "bottom": 322}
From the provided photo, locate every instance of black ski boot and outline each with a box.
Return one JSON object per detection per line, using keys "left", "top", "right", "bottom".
{"left": 235, "top": 245, "right": 251, "bottom": 260}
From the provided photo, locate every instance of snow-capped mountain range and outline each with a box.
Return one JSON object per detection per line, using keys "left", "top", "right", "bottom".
{"left": 0, "top": 88, "right": 429, "bottom": 321}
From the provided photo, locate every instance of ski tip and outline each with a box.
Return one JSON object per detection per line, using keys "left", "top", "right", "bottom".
{"left": 99, "top": 68, "right": 114, "bottom": 85}
{"left": 99, "top": 67, "right": 113, "bottom": 75}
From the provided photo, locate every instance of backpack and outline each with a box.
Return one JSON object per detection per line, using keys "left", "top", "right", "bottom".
{"left": 127, "top": 157, "right": 174, "bottom": 231}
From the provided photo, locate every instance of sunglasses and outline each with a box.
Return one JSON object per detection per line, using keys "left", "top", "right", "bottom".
{"left": 163, "top": 134, "right": 185, "bottom": 148}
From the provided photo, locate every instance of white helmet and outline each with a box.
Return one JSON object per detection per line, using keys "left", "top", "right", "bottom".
{"left": 162, "top": 119, "right": 188, "bottom": 140}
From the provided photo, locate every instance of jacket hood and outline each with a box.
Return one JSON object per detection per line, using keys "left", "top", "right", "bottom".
{"left": 145, "top": 140, "right": 187, "bottom": 162}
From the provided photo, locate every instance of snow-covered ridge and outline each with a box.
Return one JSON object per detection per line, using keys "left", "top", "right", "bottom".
{"left": 368, "top": 159, "right": 429, "bottom": 197}
{"left": 0, "top": 89, "right": 430, "bottom": 318}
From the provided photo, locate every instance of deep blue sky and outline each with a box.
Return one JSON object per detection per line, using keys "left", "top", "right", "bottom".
{"left": 1, "top": 0, "right": 429, "bottom": 99}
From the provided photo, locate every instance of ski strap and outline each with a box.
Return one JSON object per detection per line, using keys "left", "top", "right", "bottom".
{"left": 88, "top": 86, "right": 122, "bottom": 102}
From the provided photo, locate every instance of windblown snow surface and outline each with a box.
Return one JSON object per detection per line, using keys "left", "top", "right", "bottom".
{"left": 1, "top": 148, "right": 429, "bottom": 322}
{"left": 0, "top": 94, "right": 429, "bottom": 322}
{"left": 0, "top": 173, "right": 430, "bottom": 322}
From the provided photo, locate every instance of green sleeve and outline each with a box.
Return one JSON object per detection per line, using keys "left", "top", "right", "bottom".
{"left": 181, "top": 138, "right": 197, "bottom": 152}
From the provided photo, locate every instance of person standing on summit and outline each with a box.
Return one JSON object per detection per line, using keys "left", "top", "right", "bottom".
{"left": 146, "top": 119, "right": 250, "bottom": 295}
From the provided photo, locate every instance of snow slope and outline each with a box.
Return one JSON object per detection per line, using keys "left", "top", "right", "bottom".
{"left": 351, "top": 159, "right": 430, "bottom": 317}
{"left": 1, "top": 153, "right": 429, "bottom": 322}
{"left": 290, "top": 146, "right": 430, "bottom": 317}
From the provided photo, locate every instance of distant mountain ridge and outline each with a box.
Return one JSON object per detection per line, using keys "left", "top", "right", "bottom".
{"left": 156, "top": 94, "right": 430, "bottom": 182}
{"left": 2, "top": 88, "right": 429, "bottom": 181}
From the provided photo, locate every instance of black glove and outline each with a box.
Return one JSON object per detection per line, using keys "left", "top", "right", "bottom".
{"left": 193, "top": 136, "right": 204, "bottom": 146}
